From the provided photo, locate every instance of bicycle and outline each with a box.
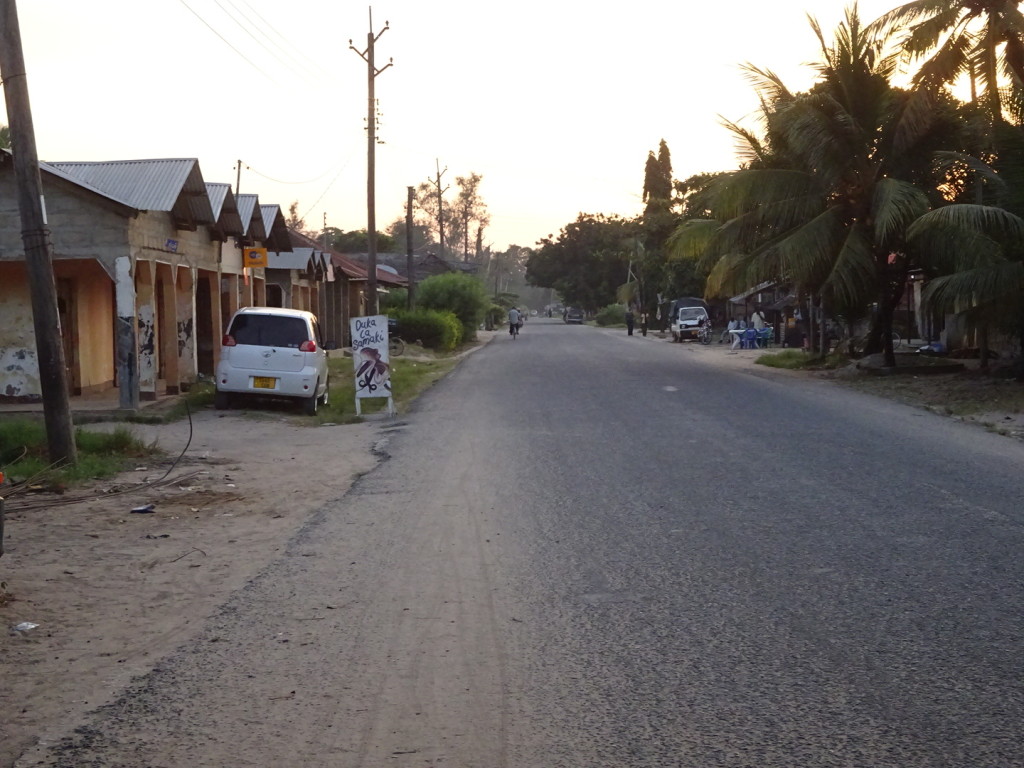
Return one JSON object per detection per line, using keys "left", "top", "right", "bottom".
{"left": 697, "top": 323, "right": 713, "bottom": 345}
{"left": 510, "top": 322, "right": 520, "bottom": 340}
{"left": 388, "top": 336, "right": 405, "bottom": 356}
{"left": 890, "top": 330, "right": 902, "bottom": 349}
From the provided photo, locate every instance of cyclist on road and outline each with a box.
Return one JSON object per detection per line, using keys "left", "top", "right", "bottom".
{"left": 508, "top": 306, "right": 521, "bottom": 336}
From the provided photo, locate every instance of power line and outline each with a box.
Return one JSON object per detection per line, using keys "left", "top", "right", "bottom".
{"left": 213, "top": 0, "right": 318, "bottom": 84}
{"left": 236, "top": 0, "right": 342, "bottom": 85}
{"left": 177, "top": 0, "right": 280, "bottom": 84}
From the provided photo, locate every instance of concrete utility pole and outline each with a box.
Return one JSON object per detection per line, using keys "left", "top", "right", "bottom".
{"left": 0, "top": 0, "right": 77, "bottom": 465}
{"left": 429, "top": 159, "right": 448, "bottom": 259}
{"left": 350, "top": 8, "right": 392, "bottom": 316}
{"left": 405, "top": 185, "right": 414, "bottom": 310}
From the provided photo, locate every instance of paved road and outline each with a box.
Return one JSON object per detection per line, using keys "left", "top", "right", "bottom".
{"left": 25, "top": 319, "right": 1024, "bottom": 767}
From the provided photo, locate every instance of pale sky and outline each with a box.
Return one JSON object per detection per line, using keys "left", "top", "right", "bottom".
{"left": 4, "top": 0, "right": 902, "bottom": 252}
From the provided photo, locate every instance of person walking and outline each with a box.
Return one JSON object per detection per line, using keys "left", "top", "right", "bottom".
{"left": 625, "top": 308, "right": 635, "bottom": 336}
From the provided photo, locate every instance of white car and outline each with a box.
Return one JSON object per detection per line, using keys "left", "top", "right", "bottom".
{"left": 214, "top": 307, "right": 330, "bottom": 415}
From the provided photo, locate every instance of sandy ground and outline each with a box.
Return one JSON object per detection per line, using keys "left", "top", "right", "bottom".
{"left": 0, "top": 410, "right": 381, "bottom": 766}
{"left": 1, "top": 329, "right": 1021, "bottom": 767}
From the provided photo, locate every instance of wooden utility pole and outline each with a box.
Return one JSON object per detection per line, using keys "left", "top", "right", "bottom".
{"left": 429, "top": 160, "right": 448, "bottom": 259}
{"left": 405, "top": 185, "right": 414, "bottom": 310}
{"left": 0, "top": 0, "right": 77, "bottom": 465}
{"left": 349, "top": 9, "right": 392, "bottom": 316}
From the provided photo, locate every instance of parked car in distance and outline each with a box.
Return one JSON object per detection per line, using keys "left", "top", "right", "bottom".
{"left": 564, "top": 307, "right": 585, "bottom": 324}
{"left": 670, "top": 305, "right": 710, "bottom": 342}
{"left": 214, "top": 307, "right": 330, "bottom": 415}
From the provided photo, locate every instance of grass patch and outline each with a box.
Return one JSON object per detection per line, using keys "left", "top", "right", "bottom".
{"left": 0, "top": 418, "right": 157, "bottom": 487}
{"left": 756, "top": 349, "right": 849, "bottom": 370}
{"left": 756, "top": 350, "right": 814, "bottom": 369}
{"left": 317, "top": 353, "right": 459, "bottom": 421}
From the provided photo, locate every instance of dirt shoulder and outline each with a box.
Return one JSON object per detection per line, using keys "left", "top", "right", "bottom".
{"left": 0, "top": 410, "right": 381, "bottom": 766}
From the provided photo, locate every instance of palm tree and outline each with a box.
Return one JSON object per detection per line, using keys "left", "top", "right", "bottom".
{"left": 669, "top": 5, "right": 965, "bottom": 364}
{"left": 867, "top": 0, "right": 1024, "bottom": 123}
{"left": 909, "top": 200, "right": 1024, "bottom": 367}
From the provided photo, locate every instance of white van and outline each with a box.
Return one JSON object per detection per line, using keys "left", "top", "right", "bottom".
{"left": 670, "top": 305, "right": 710, "bottom": 342}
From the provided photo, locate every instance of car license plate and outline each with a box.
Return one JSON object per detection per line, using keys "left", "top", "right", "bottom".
{"left": 252, "top": 376, "right": 277, "bottom": 389}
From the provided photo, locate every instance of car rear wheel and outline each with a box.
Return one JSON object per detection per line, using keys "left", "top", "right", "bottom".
{"left": 303, "top": 382, "right": 320, "bottom": 416}
{"left": 214, "top": 389, "right": 231, "bottom": 410}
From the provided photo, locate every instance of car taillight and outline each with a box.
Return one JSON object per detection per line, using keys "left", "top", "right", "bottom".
{"left": 299, "top": 340, "right": 317, "bottom": 352}
{"left": 222, "top": 335, "right": 237, "bottom": 347}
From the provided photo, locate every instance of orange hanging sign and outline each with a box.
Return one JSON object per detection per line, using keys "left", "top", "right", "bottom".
{"left": 243, "top": 247, "right": 268, "bottom": 268}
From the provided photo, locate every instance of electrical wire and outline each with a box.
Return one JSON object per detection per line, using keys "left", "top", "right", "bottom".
{"left": 178, "top": 0, "right": 281, "bottom": 85}
{"left": 3, "top": 400, "right": 198, "bottom": 512}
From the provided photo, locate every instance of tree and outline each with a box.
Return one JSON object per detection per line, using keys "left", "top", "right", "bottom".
{"left": 0, "top": 124, "right": 10, "bottom": 150}
{"left": 526, "top": 214, "right": 639, "bottom": 311}
{"left": 909, "top": 200, "right": 1024, "bottom": 369}
{"left": 322, "top": 227, "right": 396, "bottom": 253}
{"left": 385, "top": 216, "right": 433, "bottom": 254}
{"left": 413, "top": 180, "right": 454, "bottom": 257}
{"left": 452, "top": 172, "right": 490, "bottom": 262}
{"left": 868, "top": 0, "right": 1024, "bottom": 125}
{"left": 670, "top": 6, "right": 967, "bottom": 364}
{"left": 286, "top": 201, "right": 320, "bottom": 241}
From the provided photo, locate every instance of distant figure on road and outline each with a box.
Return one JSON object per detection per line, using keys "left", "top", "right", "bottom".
{"left": 625, "top": 309, "right": 635, "bottom": 336}
{"left": 508, "top": 307, "right": 521, "bottom": 336}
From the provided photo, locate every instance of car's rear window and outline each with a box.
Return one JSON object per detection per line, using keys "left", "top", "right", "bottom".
{"left": 229, "top": 314, "right": 309, "bottom": 348}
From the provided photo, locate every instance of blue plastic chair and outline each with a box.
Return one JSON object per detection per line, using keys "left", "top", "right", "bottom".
{"left": 757, "top": 327, "right": 773, "bottom": 348}
{"left": 742, "top": 328, "right": 758, "bottom": 349}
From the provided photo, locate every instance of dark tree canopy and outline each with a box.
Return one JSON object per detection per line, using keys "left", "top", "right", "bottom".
{"left": 526, "top": 214, "right": 639, "bottom": 311}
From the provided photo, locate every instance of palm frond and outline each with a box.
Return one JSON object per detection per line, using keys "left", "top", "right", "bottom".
{"left": 909, "top": 203, "right": 1024, "bottom": 241}
{"left": 737, "top": 63, "right": 794, "bottom": 106}
{"left": 922, "top": 260, "right": 1024, "bottom": 311}
{"left": 932, "top": 151, "right": 1006, "bottom": 190}
{"left": 872, "top": 177, "right": 930, "bottom": 246}
{"left": 822, "top": 224, "right": 877, "bottom": 307}
{"left": 708, "top": 169, "right": 818, "bottom": 221}
{"left": 704, "top": 251, "right": 754, "bottom": 299}
{"left": 665, "top": 219, "right": 720, "bottom": 268}
{"left": 719, "top": 117, "right": 770, "bottom": 167}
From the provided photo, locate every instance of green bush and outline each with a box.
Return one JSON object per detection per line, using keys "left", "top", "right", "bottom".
{"left": 380, "top": 288, "right": 408, "bottom": 313}
{"left": 485, "top": 303, "right": 506, "bottom": 330}
{"left": 595, "top": 303, "right": 627, "bottom": 326}
{"left": 415, "top": 273, "right": 488, "bottom": 341}
{"left": 391, "top": 308, "right": 463, "bottom": 351}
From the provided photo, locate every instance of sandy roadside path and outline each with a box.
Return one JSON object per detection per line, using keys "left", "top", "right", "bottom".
{"left": 0, "top": 410, "right": 381, "bottom": 766}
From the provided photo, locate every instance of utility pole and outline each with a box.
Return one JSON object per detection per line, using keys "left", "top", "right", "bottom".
{"left": 0, "top": 0, "right": 77, "bottom": 465}
{"left": 350, "top": 8, "right": 392, "bottom": 316}
{"left": 405, "top": 185, "right": 414, "bottom": 310}
{"left": 429, "top": 159, "right": 448, "bottom": 259}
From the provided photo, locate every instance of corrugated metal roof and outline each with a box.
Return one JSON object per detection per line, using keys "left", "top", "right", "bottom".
{"left": 269, "top": 247, "right": 314, "bottom": 270}
{"left": 205, "top": 183, "right": 244, "bottom": 237}
{"left": 31, "top": 156, "right": 139, "bottom": 211}
{"left": 260, "top": 204, "right": 291, "bottom": 253}
{"left": 235, "top": 194, "right": 266, "bottom": 241}
{"left": 50, "top": 158, "right": 204, "bottom": 211}
{"left": 205, "top": 182, "right": 230, "bottom": 218}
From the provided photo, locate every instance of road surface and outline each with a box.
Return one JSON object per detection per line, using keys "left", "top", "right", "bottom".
{"left": 22, "top": 319, "right": 1024, "bottom": 767}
